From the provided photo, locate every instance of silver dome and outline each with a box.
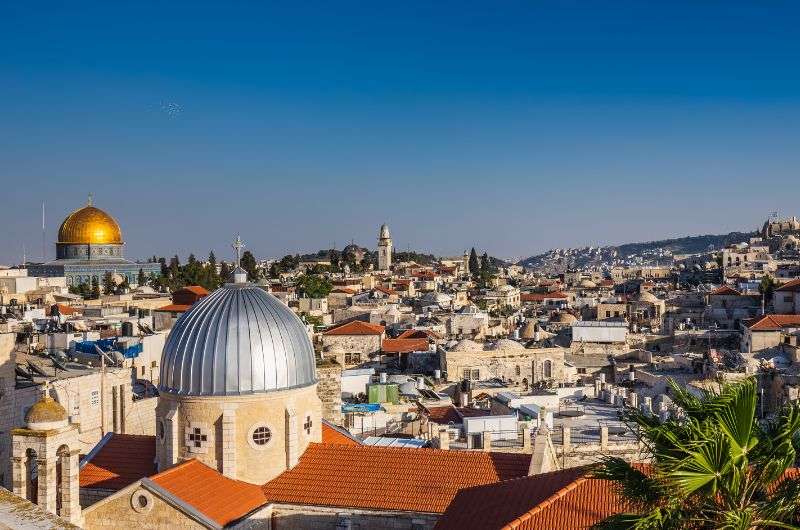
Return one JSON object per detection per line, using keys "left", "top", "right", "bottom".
{"left": 160, "top": 283, "right": 317, "bottom": 396}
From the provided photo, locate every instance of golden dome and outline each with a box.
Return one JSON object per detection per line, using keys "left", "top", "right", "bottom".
{"left": 58, "top": 204, "right": 123, "bottom": 245}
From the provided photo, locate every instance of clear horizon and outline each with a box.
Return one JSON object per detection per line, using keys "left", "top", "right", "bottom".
{"left": 2, "top": 1, "right": 799, "bottom": 264}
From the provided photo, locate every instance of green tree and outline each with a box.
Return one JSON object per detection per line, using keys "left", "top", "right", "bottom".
{"left": 760, "top": 275, "right": 776, "bottom": 304}
{"left": 469, "top": 247, "right": 480, "bottom": 280}
{"left": 241, "top": 250, "right": 258, "bottom": 281}
{"left": 90, "top": 276, "right": 100, "bottom": 299}
{"left": 102, "top": 271, "right": 115, "bottom": 295}
{"left": 219, "top": 262, "right": 232, "bottom": 283}
{"left": 137, "top": 268, "right": 146, "bottom": 286}
{"left": 297, "top": 274, "right": 333, "bottom": 299}
{"left": 593, "top": 378, "right": 800, "bottom": 529}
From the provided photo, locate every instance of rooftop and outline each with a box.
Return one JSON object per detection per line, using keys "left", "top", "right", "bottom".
{"left": 80, "top": 433, "right": 157, "bottom": 490}
{"left": 261, "top": 443, "right": 531, "bottom": 514}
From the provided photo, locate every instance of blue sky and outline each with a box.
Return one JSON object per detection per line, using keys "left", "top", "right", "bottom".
{"left": 2, "top": 1, "right": 800, "bottom": 264}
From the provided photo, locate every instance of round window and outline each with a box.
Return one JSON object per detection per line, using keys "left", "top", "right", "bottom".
{"left": 252, "top": 426, "right": 272, "bottom": 446}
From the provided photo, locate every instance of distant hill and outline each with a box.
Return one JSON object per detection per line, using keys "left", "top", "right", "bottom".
{"left": 518, "top": 231, "right": 755, "bottom": 270}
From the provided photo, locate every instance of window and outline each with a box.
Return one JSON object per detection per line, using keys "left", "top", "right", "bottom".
{"left": 605, "top": 311, "right": 611, "bottom": 318}
{"left": 185, "top": 423, "right": 210, "bottom": 453}
{"left": 471, "top": 369, "right": 480, "bottom": 381}
{"left": 515, "top": 365, "right": 521, "bottom": 376}
{"left": 140, "top": 366, "right": 145, "bottom": 376}
{"left": 785, "top": 295, "right": 793, "bottom": 303}
{"left": 462, "top": 369, "right": 471, "bottom": 381}
{"left": 543, "top": 359, "right": 552, "bottom": 379}
{"left": 345, "top": 352, "right": 361, "bottom": 365}
{"left": 252, "top": 426, "right": 272, "bottom": 445}
{"left": 577, "top": 367, "right": 587, "bottom": 374}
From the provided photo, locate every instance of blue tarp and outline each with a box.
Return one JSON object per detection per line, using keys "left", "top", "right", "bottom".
{"left": 74, "top": 338, "right": 142, "bottom": 359}
{"left": 341, "top": 403, "right": 382, "bottom": 413}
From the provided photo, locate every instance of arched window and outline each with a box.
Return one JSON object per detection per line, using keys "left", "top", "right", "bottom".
{"left": 25, "top": 448, "right": 37, "bottom": 504}
{"left": 543, "top": 359, "right": 552, "bottom": 379}
{"left": 515, "top": 365, "right": 521, "bottom": 376}
{"left": 56, "top": 445, "right": 70, "bottom": 516}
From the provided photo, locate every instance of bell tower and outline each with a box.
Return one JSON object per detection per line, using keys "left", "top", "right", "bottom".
{"left": 11, "top": 382, "right": 81, "bottom": 525}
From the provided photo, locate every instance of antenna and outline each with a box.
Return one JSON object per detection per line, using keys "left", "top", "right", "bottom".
{"left": 22, "top": 243, "right": 26, "bottom": 266}
{"left": 42, "top": 201, "right": 46, "bottom": 261}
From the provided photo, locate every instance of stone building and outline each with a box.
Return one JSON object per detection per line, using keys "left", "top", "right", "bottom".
{"left": 321, "top": 320, "right": 385, "bottom": 357}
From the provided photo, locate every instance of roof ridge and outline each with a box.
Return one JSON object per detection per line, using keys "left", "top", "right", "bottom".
{"left": 149, "top": 458, "right": 200, "bottom": 479}
{"left": 501, "top": 476, "right": 591, "bottom": 530}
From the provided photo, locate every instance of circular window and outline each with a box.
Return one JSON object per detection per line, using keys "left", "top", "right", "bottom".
{"left": 131, "top": 489, "right": 153, "bottom": 513}
{"left": 252, "top": 426, "right": 271, "bottom": 445}
{"left": 247, "top": 423, "right": 274, "bottom": 450}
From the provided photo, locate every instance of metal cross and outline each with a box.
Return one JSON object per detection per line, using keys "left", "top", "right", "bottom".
{"left": 232, "top": 234, "right": 245, "bottom": 267}
{"left": 304, "top": 416, "right": 313, "bottom": 435}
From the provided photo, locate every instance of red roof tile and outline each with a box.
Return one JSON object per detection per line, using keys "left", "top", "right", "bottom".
{"left": 321, "top": 421, "right": 361, "bottom": 446}
{"left": 776, "top": 278, "right": 800, "bottom": 292}
{"left": 154, "top": 303, "right": 192, "bottom": 312}
{"left": 150, "top": 459, "right": 267, "bottom": 527}
{"left": 424, "top": 406, "right": 463, "bottom": 425}
{"left": 375, "top": 286, "right": 399, "bottom": 296}
{"left": 80, "top": 434, "right": 157, "bottom": 490}
{"left": 521, "top": 292, "right": 567, "bottom": 302}
{"left": 331, "top": 287, "right": 356, "bottom": 295}
{"left": 710, "top": 285, "right": 742, "bottom": 296}
{"left": 435, "top": 467, "right": 624, "bottom": 530}
{"left": 747, "top": 314, "right": 800, "bottom": 331}
{"left": 261, "top": 443, "right": 531, "bottom": 514}
{"left": 323, "top": 320, "right": 385, "bottom": 336}
{"left": 382, "top": 338, "right": 429, "bottom": 353}
{"left": 398, "top": 329, "right": 441, "bottom": 340}
{"left": 176, "top": 285, "right": 209, "bottom": 296}
{"left": 55, "top": 304, "right": 80, "bottom": 315}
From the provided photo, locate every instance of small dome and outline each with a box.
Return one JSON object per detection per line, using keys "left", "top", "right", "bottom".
{"left": 58, "top": 203, "right": 123, "bottom": 244}
{"left": 451, "top": 339, "right": 482, "bottom": 352}
{"left": 26, "top": 393, "right": 68, "bottom": 430}
{"left": 491, "top": 339, "right": 525, "bottom": 351}
{"left": 379, "top": 224, "right": 391, "bottom": 239}
{"left": 550, "top": 312, "right": 577, "bottom": 324}
{"left": 634, "top": 290, "right": 660, "bottom": 303}
{"left": 160, "top": 283, "right": 317, "bottom": 396}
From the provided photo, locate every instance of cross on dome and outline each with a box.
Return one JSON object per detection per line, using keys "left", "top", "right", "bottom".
{"left": 232, "top": 234, "right": 245, "bottom": 268}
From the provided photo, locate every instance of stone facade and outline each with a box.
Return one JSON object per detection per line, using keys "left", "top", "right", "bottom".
{"left": 82, "top": 482, "right": 206, "bottom": 530}
{"left": 439, "top": 347, "right": 568, "bottom": 386}
{"left": 155, "top": 384, "right": 322, "bottom": 484}
{"left": 316, "top": 364, "right": 343, "bottom": 425}
{"left": 321, "top": 334, "right": 382, "bottom": 356}
{"left": 271, "top": 503, "right": 437, "bottom": 530}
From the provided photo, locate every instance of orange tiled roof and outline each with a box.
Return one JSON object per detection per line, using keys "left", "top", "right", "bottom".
{"left": 80, "top": 434, "right": 157, "bottom": 490}
{"left": 709, "top": 285, "right": 742, "bottom": 296}
{"left": 321, "top": 421, "right": 361, "bottom": 446}
{"left": 398, "top": 329, "right": 440, "bottom": 340}
{"left": 382, "top": 338, "right": 428, "bottom": 353}
{"left": 434, "top": 467, "right": 624, "bottom": 530}
{"left": 776, "top": 278, "right": 800, "bottom": 292}
{"left": 424, "top": 405, "right": 462, "bottom": 425}
{"left": 375, "top": 286, "right": 399, "bottom": 296}
{"left": 521, "top": 292, "right": 567, "bottom": 302}
{"left": 261, "top": 443, "right": 531, "bottom": 514}
{"left": 150, "top": 459, "right": 267, "bottom": 527}
{"left": 331, "top": 287, "right": 356, "bottom": 295}
{"left": 55, "top": 304, "right": 80, "bottom": 315}
{"left": 323, "top": 320, "right": 385, "bottom": 336}
{"left": 175, "top": 285, "right": 209, "bottom": 296}
{"left": 155, "top": 303, "right": 192, "bottom": 312}
{"left": 747, "top": 314, "right": 800, "bottom": 331}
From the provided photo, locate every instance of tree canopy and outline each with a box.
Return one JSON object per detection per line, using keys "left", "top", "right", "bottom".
{"left": 593, "top": 378, "right": 800, "bottom": 529}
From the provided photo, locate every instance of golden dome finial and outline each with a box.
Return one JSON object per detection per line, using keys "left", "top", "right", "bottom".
{"left": 88, "top": 192, "right": 93, "bottom": 206}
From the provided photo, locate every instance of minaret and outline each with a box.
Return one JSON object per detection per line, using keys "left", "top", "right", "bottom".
{"left": 378, "top": 224, "right": 392, "bottom": 271}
